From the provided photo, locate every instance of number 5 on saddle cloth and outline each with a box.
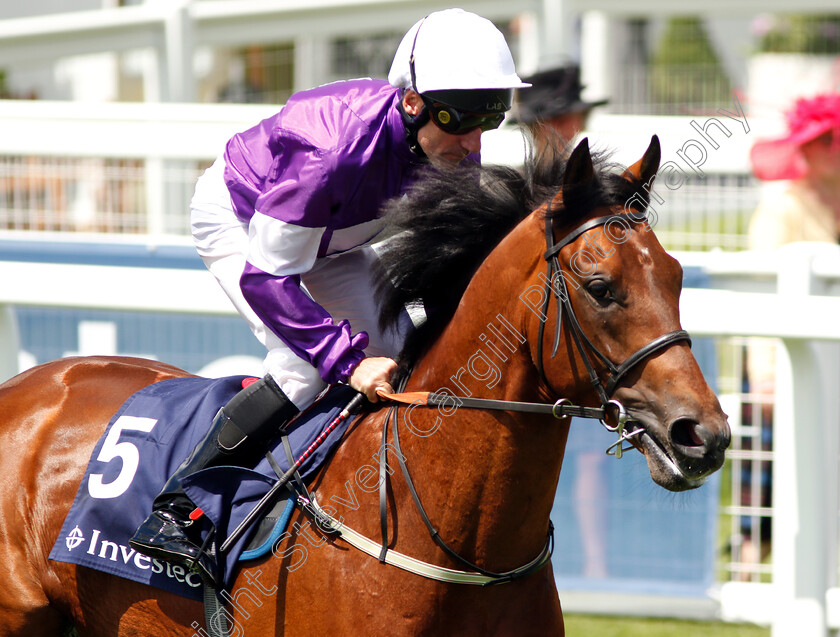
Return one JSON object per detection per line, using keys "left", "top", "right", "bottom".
{"left": 49, "top": 376, "right": 360, "bottom": 598}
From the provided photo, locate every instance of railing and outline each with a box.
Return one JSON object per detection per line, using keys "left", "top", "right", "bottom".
{"left": 0, "top": 239, "right": 837, "bottom": 634}
{"left": 0, "top": 99, "right": 276, "bottom": 237}
{"left": 0, "top": 99, "right": 776, "bottom": 250}
{"left": 679, "top": 245, "right": 840, "bottom": 636}
{"left": 3, "top": 99, "right": 839, "bottom": 634}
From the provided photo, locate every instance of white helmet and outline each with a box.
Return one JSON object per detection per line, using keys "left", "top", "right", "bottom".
{"left": 388, "top": 8, "right": 530, "bottom": 114}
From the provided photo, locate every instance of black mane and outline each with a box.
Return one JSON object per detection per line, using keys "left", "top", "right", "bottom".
{"left": 372, "top": 140, "right": 647, "bottom": 380}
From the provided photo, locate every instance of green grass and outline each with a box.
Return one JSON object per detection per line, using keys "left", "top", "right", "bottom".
{"left": 64, "top": 615, "right": 768, "bottom": 636}
{"left": 564, "top": 614, "right": 769, "bottom": 636}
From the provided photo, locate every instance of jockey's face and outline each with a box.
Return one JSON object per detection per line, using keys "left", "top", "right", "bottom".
{"left": 402, "top": 90, "right": 483, "bottom": 169}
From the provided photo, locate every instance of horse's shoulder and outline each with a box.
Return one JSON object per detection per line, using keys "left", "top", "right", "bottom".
{"left": 308, "top": 409, "right": 386, "bottom": 490}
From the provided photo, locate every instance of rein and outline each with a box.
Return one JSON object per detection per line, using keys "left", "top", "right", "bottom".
{"left": 375, "top": 389, "right": 554, "bottom": 585}
{"left": 301, "top": 211, "right": 693, "bottom": 588}
{"left": 378, "top": 390, "right": 607, "bottom": 419}
{"left": 298, "top": 381, "right": 556, "bottom": 587}
{"left": 295, "top": 386, "right": 555, "bottom": 587}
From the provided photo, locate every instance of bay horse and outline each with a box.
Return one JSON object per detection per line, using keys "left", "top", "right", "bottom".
{"left": 0, "top": 137, "right": 729, "bottom": 636}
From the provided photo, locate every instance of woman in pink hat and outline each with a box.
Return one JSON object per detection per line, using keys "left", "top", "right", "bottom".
{"left": 749, "top": 93, "right": 840, "bottom": 247}
{"left": 742, "top": 93, "right": 840, "bottom": 578}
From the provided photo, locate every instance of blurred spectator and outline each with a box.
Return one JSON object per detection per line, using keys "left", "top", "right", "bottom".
{"left": 749, "top": 93, "right": 840, "bottom": 247}
{"left": 218, "top": 47, "right": 268, "bottom": 104}
{"left": 747, "top": 93, "right": 840, "bottom": 389}
{"left": 742, "top": 93, "right": 840, "bottom": 577}
{"left": 511, "top": 64, "right": 608, "bottom": 155}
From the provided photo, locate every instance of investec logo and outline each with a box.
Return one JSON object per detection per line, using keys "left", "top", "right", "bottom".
{"left": 65, "top": 525, "right": 202, "bottom": 589}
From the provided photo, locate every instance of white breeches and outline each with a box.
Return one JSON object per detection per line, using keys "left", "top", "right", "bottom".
{"left": 190, "top": 156, "right": 404, "bottom": 409}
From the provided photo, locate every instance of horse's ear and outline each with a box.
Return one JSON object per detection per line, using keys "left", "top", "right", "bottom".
{"left": 562, "top": 137, "right": 595, "bottom": 190}
{"left": 623, "top": 134, "right": 661, "bottom": 185}
{"left": 553, "top": 137, "right": 596, "bottom": 214}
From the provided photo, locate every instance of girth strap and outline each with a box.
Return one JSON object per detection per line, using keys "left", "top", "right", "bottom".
{"left": 202, "top": 584, "right": 231, "bottom": 637}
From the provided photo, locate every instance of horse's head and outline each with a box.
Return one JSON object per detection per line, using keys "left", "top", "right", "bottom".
{"left": 374, "top": 135, "right": 729, "bottom": 492}
{"left": 533, "top": 136, "right": 730, "bottom": 491}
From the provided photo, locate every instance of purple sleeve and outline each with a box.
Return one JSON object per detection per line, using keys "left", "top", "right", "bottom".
{"left": 240, "top": 264, "right": 368, "bottom": 384}
{"left": 226, "top": 121, "right": 332, "bottom": 227}
{"left": 229, "top": 124, "right": 369, "bottom": 385}
{"left": 223, "top": 82, "right": 417, "bottom": 384}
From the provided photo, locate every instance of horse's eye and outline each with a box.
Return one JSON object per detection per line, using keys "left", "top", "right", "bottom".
{"left": 587, "top": 280, "right": 611, "bottom": 300}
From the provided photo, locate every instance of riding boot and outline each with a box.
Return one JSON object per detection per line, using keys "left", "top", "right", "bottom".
{"left": 129, "top": 375, "right": 298, "bottom": 586}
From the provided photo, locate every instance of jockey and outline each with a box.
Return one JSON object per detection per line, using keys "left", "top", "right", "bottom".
{"left": 130, "top": 8, "right": 530, "bottom": 585}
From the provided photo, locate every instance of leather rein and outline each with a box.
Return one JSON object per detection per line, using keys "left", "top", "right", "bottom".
{"left": 301, "top": 211, "right": 692, "bottom": 586}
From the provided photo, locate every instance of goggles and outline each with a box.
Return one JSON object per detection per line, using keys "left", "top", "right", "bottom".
{"left": 421, "top": 97, "right": 505, "bottom": 135}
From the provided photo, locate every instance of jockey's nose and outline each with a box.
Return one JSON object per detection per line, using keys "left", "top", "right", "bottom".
{"left": 462, "top": 128, "right": 482, "bottom": 155}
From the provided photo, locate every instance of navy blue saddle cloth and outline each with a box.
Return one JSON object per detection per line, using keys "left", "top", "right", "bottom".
{"left": 49, "top": 376, "right": 359, "bottom": 600}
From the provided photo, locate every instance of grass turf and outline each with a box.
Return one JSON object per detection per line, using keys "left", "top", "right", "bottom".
{"left": 564, "top": 614, "right": 769, "bottom": 636}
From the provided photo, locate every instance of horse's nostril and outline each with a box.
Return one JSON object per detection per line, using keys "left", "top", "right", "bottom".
{"left": 670, "top": 418, "right": 708, "bottom": 448}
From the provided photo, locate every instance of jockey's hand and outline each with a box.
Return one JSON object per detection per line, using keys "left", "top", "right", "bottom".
{"left": 348, "top": 357, "right": 397, "bottom": 403}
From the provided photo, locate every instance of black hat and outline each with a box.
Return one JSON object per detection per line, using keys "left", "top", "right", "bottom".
{"left": 512, "top": 65, "right": 608, "bottom": 125}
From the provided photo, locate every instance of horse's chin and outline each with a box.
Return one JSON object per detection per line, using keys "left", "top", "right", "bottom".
{"left": 635, "top": 428, "right": 707, "bottom": 492}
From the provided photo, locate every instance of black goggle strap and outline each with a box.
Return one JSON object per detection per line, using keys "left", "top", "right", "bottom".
{"left": 396, "top": 17, "right": 431, "bottom": 158}
{"left": 422, "top": 99, "right": 504, "bottom": 134}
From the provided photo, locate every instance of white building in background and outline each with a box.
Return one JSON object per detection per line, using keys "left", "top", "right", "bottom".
{"left": 0, "top": 0, "right": 545, "bottom": 104}
{"left": 0, "top": 0, "right": 109, "bottom": 100}
{"left": 0, "top": 0, "right": 751, "bottom": 110}
{"left": 3, "top": 1, "right": 837, "bottom": 121}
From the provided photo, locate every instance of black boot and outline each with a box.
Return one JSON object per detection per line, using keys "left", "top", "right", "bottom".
{"left": 129, "top": 375, "right": 298, "bottom": 586}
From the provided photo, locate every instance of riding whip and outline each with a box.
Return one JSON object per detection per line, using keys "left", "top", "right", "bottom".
{"left": 219, "top": 391, "right": 366, "bottom": 554}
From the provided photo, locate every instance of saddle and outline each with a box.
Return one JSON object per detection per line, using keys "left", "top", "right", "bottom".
{"left": 49, "top": 376, "right": 360, "bottom": 599}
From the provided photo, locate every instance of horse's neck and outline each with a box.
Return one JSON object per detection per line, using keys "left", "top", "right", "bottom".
{"left": 407, "top": 290, "right": 537, "bottom": 403}
{"left": 408, "top": 213, "right": 564, "bottom": 404}
{"left": 394, "top": 218, "right": 569, "bottom": 561}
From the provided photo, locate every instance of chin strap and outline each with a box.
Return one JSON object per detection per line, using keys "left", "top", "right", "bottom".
{"left": 397, "top": 96, "right": 429, "bottom": 158}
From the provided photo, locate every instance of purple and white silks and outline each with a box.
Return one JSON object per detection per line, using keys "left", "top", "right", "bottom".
{"left": 192, "top": 79, "right": 433, "bottom": 407}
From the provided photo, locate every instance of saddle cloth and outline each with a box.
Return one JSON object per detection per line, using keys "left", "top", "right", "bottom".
{"left": 48, "top": 376, "right": 359, "bottom": 600}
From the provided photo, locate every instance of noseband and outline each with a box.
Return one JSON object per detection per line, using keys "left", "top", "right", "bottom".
{"left": 538, "top": 212, "right": 691, "bottom": 455}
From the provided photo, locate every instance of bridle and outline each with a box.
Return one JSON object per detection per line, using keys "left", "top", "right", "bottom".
{"left": 299, "top": 208, "right": 693, "bottom": 587}
{"left": 383, "top": 210, "right": 693, "bottom": 455}
{"left": 538, "top": 209, "right": 692, "bottom": 455}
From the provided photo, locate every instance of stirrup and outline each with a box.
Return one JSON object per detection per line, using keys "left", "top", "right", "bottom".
{"left": 130, "top": 510, "right": 218, "bottom": 587}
